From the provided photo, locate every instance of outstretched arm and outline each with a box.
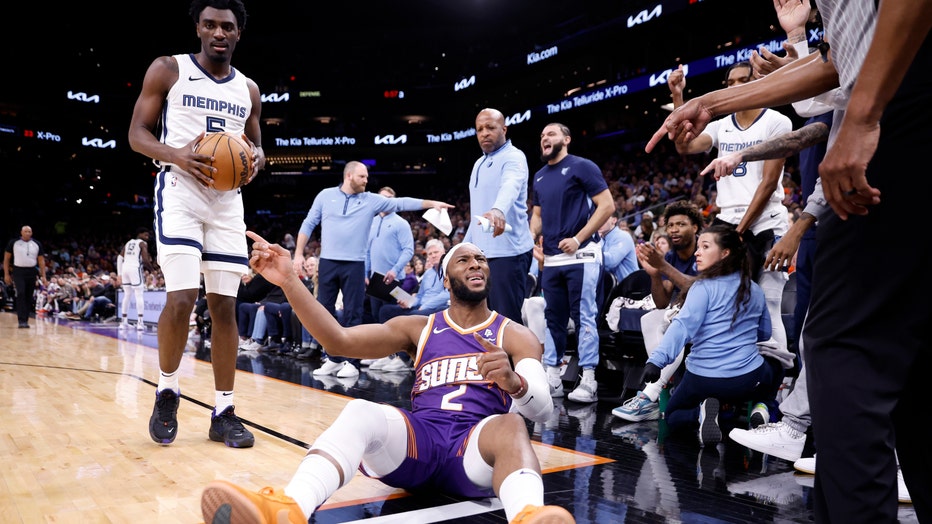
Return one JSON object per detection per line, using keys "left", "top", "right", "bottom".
{"left": 246, "top": 231, "right": 421, "bottom": 359}
{"left": 701, "top": 121, "right": 830, "bottom": 181}
{"left": 645, "top": 52, "right": 837, "bottom": 153}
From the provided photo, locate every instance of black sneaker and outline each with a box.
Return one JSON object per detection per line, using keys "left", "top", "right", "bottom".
{"left": 209, "top": 406, "right": 255, "bottom": 448}
{"left": 698, "top": 398, "right": 721, "bottom": 447}
{"left": 149, "top": 389, "right": 180, "bottom": 444}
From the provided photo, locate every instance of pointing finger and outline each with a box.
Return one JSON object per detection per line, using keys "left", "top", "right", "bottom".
{"left": 473, "top": 332, "right": 503, "bottom": 352}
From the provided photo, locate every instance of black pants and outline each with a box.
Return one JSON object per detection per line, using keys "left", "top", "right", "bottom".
{"left": 12, "top": 267, "right": 38, "bottom": 323}
{"left": 803, "top": 35, "right": 932, "bottom": 523}
{"left": 487, "top": 250, "right": 533, "bottom": 325}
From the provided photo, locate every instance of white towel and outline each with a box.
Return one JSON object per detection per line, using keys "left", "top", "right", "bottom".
{"left": 423, "top": 208, "right": 453, "bottom": 236}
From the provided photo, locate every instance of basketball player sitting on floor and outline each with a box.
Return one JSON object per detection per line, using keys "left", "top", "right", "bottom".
{"left": 200, "top": 233, "right": 575, "bottom": 524}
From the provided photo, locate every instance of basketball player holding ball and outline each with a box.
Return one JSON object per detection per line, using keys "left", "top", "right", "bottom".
{"left": 128, "top": 0, "right": 264, "bottom": 449}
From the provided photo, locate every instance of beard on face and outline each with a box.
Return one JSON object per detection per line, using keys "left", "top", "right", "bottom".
{"left": 540, "top": 140, "right": 565, "bottom": 163}
{"left": 450, "top": 274, "right": 490, "bottom": 304}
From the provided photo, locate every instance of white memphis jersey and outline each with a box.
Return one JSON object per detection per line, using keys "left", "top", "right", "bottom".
{"left": 704, "top": 109, "right": 793, "bottom": 235}
{"left": 159, "top": 53, "right": 252, "bottom": 167}
{"left": 122, "top": 239, "right": 145, "bottom": 270}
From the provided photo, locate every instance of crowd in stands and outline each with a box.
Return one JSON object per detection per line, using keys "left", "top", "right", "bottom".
{"left": 4, "top": 143, "right": 803, "bottom": 332}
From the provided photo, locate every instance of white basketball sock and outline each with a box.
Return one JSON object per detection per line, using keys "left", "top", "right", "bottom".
{"left": 157, "top": 370, "right": 179, "bottom": 394}
{"left": 285, "top": 453, "right": 342, "bottom": 518}
{"left": 499, "top": 468, "right": 544, "bottom": 521}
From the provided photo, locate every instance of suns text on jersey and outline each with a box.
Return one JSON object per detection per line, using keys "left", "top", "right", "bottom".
{"left": 415, "top": 354, "right": 486, "bottom": 391}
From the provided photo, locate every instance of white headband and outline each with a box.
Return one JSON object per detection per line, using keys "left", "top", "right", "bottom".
{"left": 440, "top": 242, "right": 482, "bottom": 278}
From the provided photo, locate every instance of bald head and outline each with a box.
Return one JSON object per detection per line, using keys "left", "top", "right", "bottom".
{"left": 475, "top": 108, "right": 507, "bottom": 154}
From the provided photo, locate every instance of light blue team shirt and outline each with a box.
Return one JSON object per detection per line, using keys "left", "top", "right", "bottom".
{"left": 412, "top": 267, "right": 449, "bottom": 311}
{"left": 366, "top": 212, "right": 414, "bottom": 278}
{"left": 601, "top": 226, "right": 639, "bottom": 283}
{"left": 647, "top": 273, "right": 771, "bottom": 378}
{"left": 463, "top": 139, "right": 534, "bottom": 258}
{"left": 298, "top": 186, "right": 423, "bottom": 262}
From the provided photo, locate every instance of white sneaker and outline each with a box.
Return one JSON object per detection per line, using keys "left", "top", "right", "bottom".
{"left": 567, "top": 376, "right": 598, "bottom": 403}
{"left": 548, "top": 373, "right": 564, "bottom": 398}
{"left": 793, "top": 455, "right": 816, "bottom": 474}
{"left": 368, "top": 356, "right": 393, "bottom": 371}
{"left": 382, "top": 356, "right": 413, "bottom": 372}
{"left": 336, "top": 361, "right": 360, "bottom": 378}
{"left": 136, "top": 322, "right": 145, "bottom": 332}
{"left": 359, "top": 359, "right": 377, "bottom": 366}
{"left": 242, "top": 339, "right": 264, "bottom": 351}
{"left": 547, "top": 365, "right": 564, "bottom": 398}
{"left": 730, "top": 421, "right": 806, "bottom": 462}
{"left": 792, "top": 455, "right": 910, "bottom": 503}
{"left": 313, "top": 358, "right": 343, "bottom": 376}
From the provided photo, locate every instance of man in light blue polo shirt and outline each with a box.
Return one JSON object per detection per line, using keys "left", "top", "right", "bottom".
{"left": 599, "top": 210, "right": 639, "bottom": 285}
{"left": 365, "top": 186, "right": 415, "bottom": 324}
{"left": 292, "top": 161, "right": 452, "bottom": 378}
{"left": 464, "top": 108, "right": 535, "bottom": 326}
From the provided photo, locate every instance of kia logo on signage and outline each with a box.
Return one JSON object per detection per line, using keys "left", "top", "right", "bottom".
{"left": 374, "top": 134, "right": 407, "bottom": 145}
{"left": 628, "top": 4, "right": 662, "bottom": 28}
{"left": 454, "top": 76, "right": 476, "bottom": 92}
{"left": 261, "top": 93, "right": 290, "bottom": 103}
{"left": 505, "top": 110, "right": 532, "bottom": 126}
{"left": 67, "top": 91, "right": 100, "bottom": 104}
{"left": 649, "top": 64, "right": 688, "bottom": 87}
{"left": 82, "top": 137, "right": 117, "bottom": 149}
{"left": 527, "top": 46, "right": 558, "bottom": 65}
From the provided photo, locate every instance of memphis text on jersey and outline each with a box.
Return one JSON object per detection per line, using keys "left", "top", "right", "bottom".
{"left": 182, "top": 94, "right": 248, "bottom": 119}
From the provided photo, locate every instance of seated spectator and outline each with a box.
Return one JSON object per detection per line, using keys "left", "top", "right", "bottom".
{"left": 633, "top": 210, "right": 657, "bottom": 243}
{"left": 372, "top": 239, "right": 449, "bottom": 371}
{"left": 292, "top": 256, "right": 320, "bottom": 359}
{"left": 599, "top": 210, "right": 639, "bottom": 285}
{"left": 399, "top": 259, "right": 419, "bottom": 294}
{"left": 66, "top": 274, "right": 116, "bottom": 321}
{"left": 236, "top": 270, "right": 275, "bottom": 350}
{"left": 48, "top": 276, "right": 78, "bottom": 315}
{"left": 261, "top": 283, "right": 293, "bottom": 353}
{"left": 652, "top": 234, "right": 672, "bottom": 256}
{"left": 378, "top": 239, "right": 448, "bottom": 322}
{"left": 412, "top": 255, "right": 425, "bottom": 282}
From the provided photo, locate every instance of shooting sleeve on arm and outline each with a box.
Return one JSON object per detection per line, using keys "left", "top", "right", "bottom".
{"left": 511, "top": 357, "right": 553, "bottom": 423}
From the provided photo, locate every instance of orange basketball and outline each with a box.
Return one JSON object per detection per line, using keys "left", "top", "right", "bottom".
{"left": 195, "top": 132, "right": 253, "bottom": 191}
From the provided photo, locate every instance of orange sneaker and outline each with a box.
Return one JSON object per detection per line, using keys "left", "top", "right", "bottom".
{"left": 510, "top": 504, "right": 576, "bottom": 524}
{"left": 201, "top": 480, "right": 306, "bottom": 524}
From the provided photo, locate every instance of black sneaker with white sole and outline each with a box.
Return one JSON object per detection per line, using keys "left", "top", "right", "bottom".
{"left": 149, "top": 389, "right": 180, "bottom": 444}
{"left": 209, "top": 406, "right": 255, "bottom": 448}
{"left": 698, "top": 398, "right": 721, "bottom": 447}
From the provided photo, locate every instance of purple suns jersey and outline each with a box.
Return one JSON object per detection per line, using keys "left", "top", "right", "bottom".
{"left": 411, "top": 310, "right": 512, "bottom": 423}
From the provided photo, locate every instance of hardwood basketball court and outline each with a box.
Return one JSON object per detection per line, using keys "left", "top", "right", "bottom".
{"left": 0, "top": 313, "right": 607, "bottom": 523}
